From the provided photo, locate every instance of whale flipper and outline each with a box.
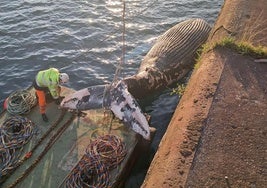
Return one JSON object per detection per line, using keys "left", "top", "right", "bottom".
{"left": 60, "top": 85, "right": 107, "bottom": 110}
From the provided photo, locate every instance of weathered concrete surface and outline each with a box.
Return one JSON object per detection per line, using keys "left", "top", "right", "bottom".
{"left": 141, "top": 0, "right": 267, "bottom": 187}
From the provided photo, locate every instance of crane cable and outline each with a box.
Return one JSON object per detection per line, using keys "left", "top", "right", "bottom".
{"left": 102, "top": 0, "right": 126, "bottom": 108}
{"left": 112, "top": 0, "right": 126, "bottom": 86}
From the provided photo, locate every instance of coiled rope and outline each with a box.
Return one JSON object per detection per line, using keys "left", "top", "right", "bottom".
{"left": 87, "top": 134, "right": 127, "bottom": 170}
{"left": 6, "top": 110, "right": 76, "bottom": 188}
{"left": 7, "top": 90, "right": 37, "bottom": 115}
{"left": 64, "top": 134, "right": 127, "bottom": 188}
{"left": 0, "top": 110, "right": 66, "bottom": 186}
{"left": 0, "top": 116, "right": 35, "bottom": 178}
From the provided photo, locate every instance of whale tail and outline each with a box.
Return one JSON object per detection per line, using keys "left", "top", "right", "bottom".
{"left": 108, "top": 81, "right": 151, "bottom": 140}
{"left": 60, "top": 81, "right": 151, "bottom": 140}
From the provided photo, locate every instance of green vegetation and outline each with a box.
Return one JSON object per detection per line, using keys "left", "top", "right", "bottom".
{"left": 173, "top": 37, "right": 267, "bottom": 96}
{"left": 193, "top": 43, "right": 210, "bottom": 70}
{"left": 213, "top": 37, "right": 267, "bottom": 58}
{"left": 195, "top": 37, "right": 267, "bottom": 66}
{"left": 194, "top": 46, "right": 204, "bottom": 69}
{"left": 171, "top": 83, "right": 186, "bottom": 97}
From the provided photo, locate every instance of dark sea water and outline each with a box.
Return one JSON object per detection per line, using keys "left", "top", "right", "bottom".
{"left": 0, "top": 0, "right": 223, "bottom": 187}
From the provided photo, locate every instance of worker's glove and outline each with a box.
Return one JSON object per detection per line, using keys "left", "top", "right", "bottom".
{"left": 55, "top": 96, "right": 65, "bottom": 105}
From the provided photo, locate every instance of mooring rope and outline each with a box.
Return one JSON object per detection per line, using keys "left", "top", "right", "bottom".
{"left": 0, "top": 110, "right": 67, "bottom": 185}
{"left": 86, "top": 134, "right": 127, "bottom": 170}
{"left": 64, "top": 134, "right": 127, "bottom": 188}
{"left": 65, "top": 152, "right": 109, "bottom": 188}
{"left": 0, "top": 116, "right": 35, "bottom": 178}
{"left": 6, "top": 110, "right": 76, "bottom": 188}
{"left": 7, "top": 90, "right": 37, "bottom": 115}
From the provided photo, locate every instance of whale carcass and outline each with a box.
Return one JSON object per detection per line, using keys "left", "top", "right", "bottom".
{"left": 123, "top": 18, "right": 211, "bottom": 99}
{"left": 60, "top": 18, "right": 211, "bottom": 140}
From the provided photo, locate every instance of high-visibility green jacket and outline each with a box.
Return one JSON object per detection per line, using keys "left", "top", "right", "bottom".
{"left": 36, "top": 68, "right": 60, "bottom": 99}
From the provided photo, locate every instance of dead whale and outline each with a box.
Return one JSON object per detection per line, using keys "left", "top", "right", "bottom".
{"left": 123, "top": 18, "right": 211, "bottom": 98}
{"left": 60, "top": 18, "right": 211, "bottom": 140}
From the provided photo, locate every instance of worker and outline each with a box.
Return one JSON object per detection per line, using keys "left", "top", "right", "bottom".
{"left": 32, "top": 68, "right": 69, "bottom": 122}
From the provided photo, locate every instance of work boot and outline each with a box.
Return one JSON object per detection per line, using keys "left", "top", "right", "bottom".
{"left": 42, "top": 113, "right": 48, "bottom": 122}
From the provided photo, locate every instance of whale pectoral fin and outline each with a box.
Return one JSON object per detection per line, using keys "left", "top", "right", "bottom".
{"left": 60, "top": 88, "right": 91, "bottom": 110}
{"left": 109, "top": 81, "right": 151, "bottom": 140}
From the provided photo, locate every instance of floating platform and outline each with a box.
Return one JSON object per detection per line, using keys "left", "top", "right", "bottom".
{"left": 0, "top": 87, "right": 155, "bottom": 188}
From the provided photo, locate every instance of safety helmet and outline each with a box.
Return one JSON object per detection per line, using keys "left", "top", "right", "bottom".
{"left": 59, "top": 73, "right": 69, "bottom": 84}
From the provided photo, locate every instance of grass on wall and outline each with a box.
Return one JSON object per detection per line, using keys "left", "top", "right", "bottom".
{"left": 172, "top": 37, "right": 267, "bottom": 96}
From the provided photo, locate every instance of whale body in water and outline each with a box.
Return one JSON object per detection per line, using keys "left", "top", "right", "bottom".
{"left": 124, "top": 18, "right": 211, "bottom": 98}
